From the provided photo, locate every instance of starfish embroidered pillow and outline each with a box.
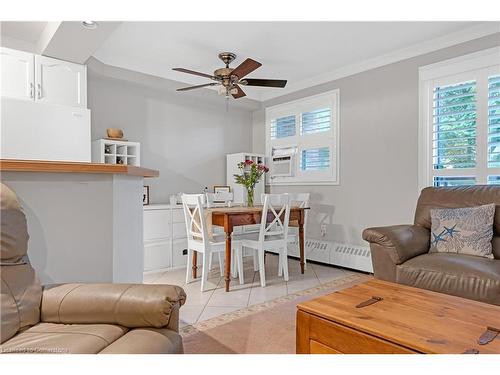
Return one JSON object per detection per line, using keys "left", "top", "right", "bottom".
{"left": 429, "top": 203, "right": 495, "bottom": 259}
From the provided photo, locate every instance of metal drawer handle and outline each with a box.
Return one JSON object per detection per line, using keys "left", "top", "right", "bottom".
{"left": 30, "top": 83, "right": 34, "bottom": 98}
{"left": 37, "top": 83, "right": 42, "bottom": 99}
{"left": 356, "top": 296, "right": 383, "bottom": 308}
{"left": 478, "top": 326, "right": 499, "bottom": 345}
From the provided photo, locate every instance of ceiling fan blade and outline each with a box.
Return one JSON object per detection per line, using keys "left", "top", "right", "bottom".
{"left": 240, "top": 79, "right": 287, "bottom": 88}
{"left": 231, "top": 85, "right": 246, "bottom": 99}
{"left": 230, "top": 58, "right": 262, "bottom": 79}
{"left": 172, "top": 68, "right": 217, "bottom": 80}
{"left": 176, "top": 82, "right": 219, "bottom": 91}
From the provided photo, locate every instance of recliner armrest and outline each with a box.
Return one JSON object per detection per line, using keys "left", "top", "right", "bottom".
{"left": 41, "top": 283, "right": 186, "bottom": 329}
{"left": 362, "top": 224, "right": 430, "bottom": 265}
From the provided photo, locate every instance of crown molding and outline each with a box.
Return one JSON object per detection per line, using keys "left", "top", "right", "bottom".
{"left": 259, "top": 22, "right": 500, "bottom": 102}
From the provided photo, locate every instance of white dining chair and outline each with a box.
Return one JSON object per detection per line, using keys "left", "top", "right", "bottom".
{"left": 287, "top": 193, "right": 310, "bottom": 268}
{"left": 205, "top": 191, "right": 234, "bottom": 208}
{"left": 205, "top": 191, "right": 234, "bottom": 273}
{"left": 235, "top": 193, "right": 291, "bottom": 287}
{"left": 182, "top": 193, "right": 241, "bottom": 291}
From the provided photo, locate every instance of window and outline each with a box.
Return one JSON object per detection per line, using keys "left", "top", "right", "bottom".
{"left": 488, "top": 75, "right": 500, "bottom": 168}
{"left": 301, "top": 147, "right": 330, "bottom": 171}
{"left": 419, "top": 47, "right": 500, "bottom": 189}
{"left": 270, "top": 115, "right": 296, "bottom": 139}
{"left": 488, "top": 176, "right": 500, "bottom": 185}
{"left": 301, "top": 108, "right": 331, "bottom": 135}
{"left": 265, "top": 90, "right": 339, "bottom": 185}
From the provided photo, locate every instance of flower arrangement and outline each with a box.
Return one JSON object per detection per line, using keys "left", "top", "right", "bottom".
{"left": 233, "top": 160, "right": 269, "bottom": 207}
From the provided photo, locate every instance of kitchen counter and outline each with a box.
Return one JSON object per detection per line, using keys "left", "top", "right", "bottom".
{"left": 0, "top": 159, "right": 159, "bottom": 177}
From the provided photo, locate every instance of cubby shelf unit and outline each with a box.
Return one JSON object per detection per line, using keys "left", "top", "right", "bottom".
{"left": 92, "top": 139, "right": 141, "bottom": 166}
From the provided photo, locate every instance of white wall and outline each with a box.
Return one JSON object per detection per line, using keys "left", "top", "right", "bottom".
{"left": 253, "top": 33, "right": 500, "bottom": 247}
{"left": 87, "top": 58, "right": 259, "bottom": 204}
{"left": 2, "top": 172, "right": 145, "bottom": 285}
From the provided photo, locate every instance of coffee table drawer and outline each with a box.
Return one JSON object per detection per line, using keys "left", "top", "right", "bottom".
{"left": 306, "top": 313, "right": 415, "bottom": 354}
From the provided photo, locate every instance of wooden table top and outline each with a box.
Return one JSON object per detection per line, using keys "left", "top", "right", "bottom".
{"left": 208, "top": 205, "right": 308, "bottom": 215}
{"left": 297, "top": 279, "right": 500, "bottom": 354}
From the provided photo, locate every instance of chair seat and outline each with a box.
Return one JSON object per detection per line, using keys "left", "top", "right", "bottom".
{"left": 235, "top": 232, "right": 287, "bottom": 248}
{"left": 397, "top": 253, "right": 500, "bottom": 305}
{"left": 99, "top": 328, "right": 183, "bottom": 354}
{"left": 0, "top": 323, "right": 128, "bottom": 354}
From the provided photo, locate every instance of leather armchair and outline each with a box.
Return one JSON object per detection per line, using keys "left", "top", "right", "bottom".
{"left": 0, "top": 183, "right": 186, "bottom": 354}
{"left": 363, "top": 186, "right": 500, "bottom": 306}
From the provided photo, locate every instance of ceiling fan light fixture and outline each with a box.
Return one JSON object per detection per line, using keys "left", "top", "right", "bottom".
{"left": 218, "top": 86, "right": 227, "bottom": 96}
{"left": 172, "top": 51, "right": 287, "bottom": 100}
{"left": 82, "top": 21, "right": 98, "bottom": 29}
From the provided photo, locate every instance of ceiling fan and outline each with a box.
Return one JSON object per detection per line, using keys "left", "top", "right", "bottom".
{"left": 172, "top": 52, "right": 287, "bottom": 99}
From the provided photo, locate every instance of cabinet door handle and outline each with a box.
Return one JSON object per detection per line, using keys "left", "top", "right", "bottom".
{"left": 37, "top": 83, "right": 42, "bottom": 99}
{"left": 30, "top": 83, "right": 34, "bottom": 98}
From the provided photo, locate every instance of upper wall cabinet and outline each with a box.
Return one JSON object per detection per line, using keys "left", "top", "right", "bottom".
{"left": 35, "top": 55, "right": 87, "bottom": 108}
{"left": 0, "top": 48, "right": 34, "bottom": 101}
{"left": 0, "top": 47, "right": 87, "bottom": 108}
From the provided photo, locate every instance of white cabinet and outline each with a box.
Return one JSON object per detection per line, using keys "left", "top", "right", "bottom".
{"left": 0, "top": 47, "right": 86, "bottom": 108}
{"left": 143, "top": 205, "right": 188, "bottom": 273}
{"left": 35, "top": 55, "right": 87, "bottom": 108}
{"left": 1, "top": 97, "right": 91, "bottom": 162}
{"left": 0, "top": 47, "right": 34, "bottom": 101}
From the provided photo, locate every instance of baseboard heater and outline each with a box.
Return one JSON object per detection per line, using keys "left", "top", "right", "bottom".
{"left": 269, "top": 239, "right": 373, "bottom": 273}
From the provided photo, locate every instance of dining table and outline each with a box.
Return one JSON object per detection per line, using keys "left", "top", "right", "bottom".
{"left": 191, "top": 205, "right": 309, "bottom": 292}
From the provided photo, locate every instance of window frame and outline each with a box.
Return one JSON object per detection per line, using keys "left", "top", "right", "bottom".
{"left": 265, "top": 89, "right": 340, "bottom": 186}
{"left": 418, "top": 47, "right": 500, "bottom": 190}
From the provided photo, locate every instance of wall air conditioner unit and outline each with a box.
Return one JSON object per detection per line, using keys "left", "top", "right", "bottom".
{"left": 270, "top": 146, "right": 297, "bottom": 179}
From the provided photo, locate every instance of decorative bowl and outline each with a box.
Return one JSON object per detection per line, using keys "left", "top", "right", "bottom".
{"left": 106, "top": 128, "right": 124, "bottom": 139}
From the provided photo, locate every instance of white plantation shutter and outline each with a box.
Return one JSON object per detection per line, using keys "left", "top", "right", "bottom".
{"left": 433, "top": 176, "right": 476, "bottom": 187}
{"left": 300, "top": 147, "right": 330, "bottom": 171}
{"left": 433, "top": 81, "right": 477, "bottom": 170}
{"left": 270, "top": 115, "right": 296, "bottom": 139}
{"left": 301, "top": 108, "right": 331, "bottom": 135}
{"left": 488, "top": 75, "right": 500, "bottom": 168}
{"left": 488, "top": 176, "right": 500, "bottom": 185}
{"left": 420, "top": 48, "right": 500, "bottom": 188}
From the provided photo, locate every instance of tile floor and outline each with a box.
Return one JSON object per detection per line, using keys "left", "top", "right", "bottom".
{"left": 144, "top": 253, "right": 359, "bottom": 328}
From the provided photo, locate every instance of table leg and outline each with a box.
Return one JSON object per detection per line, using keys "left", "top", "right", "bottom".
{"left": 224, "top": 231, "right": 232, "bottom": 292}
{"left": 192, "top": 250, "right": 198, "bottom": 279}
{"left": 299, "top": 224, "right": 305, "bottom": 274}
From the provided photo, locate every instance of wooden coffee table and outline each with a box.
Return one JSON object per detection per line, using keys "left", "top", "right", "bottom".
{"left": 296, "top": 279, "right": 500, "bottom": 354}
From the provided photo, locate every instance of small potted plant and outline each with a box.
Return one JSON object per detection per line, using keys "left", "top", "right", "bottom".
{"left": 234, "top": 160, "right": 269, "bottom": 207}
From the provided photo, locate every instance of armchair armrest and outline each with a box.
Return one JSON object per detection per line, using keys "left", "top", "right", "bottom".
{"left": 362, "top": 225, "right": 430, "bottom": 264}
{"left": 362, "top": 225, "right": 430, "bottom": 282}
{"left": 41, "top": 283, "right": 186, "bottom": 329}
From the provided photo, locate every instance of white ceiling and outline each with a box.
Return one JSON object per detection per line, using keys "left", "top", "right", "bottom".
{"left": 1, "top": 21, "right": 47, "bottom": 43}
{"left": 93, "top": 21, "right": 499, "bottom": 101}
{"left": 2, "top": 21, "right": 498, "bottom": 101}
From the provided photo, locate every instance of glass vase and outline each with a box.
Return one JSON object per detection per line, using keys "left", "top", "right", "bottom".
{"left": 246, "top": 187, "right": 255, "bottom": 207}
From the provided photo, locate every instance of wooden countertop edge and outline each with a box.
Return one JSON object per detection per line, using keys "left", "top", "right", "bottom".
{"left": 0, "top": 159, "right": 159, "bottom": 178}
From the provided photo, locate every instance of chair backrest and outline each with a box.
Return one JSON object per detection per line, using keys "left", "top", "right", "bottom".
{"left": 1, "top": 183, "right": 42, "bottom": 344}
{"left": 414, "top": 185, "right": 500, "bottom": 259}
{"left": 258, "top": 193, "right": 291, "bottom": 243}
{"left": 205, "top": 191, "right": 234, "bottom": 207}
{"left": 288, "top": 192, "right": 310, "bottom": 228}
{"left": 181, "top": 194, "right": 209, "bottom": 246}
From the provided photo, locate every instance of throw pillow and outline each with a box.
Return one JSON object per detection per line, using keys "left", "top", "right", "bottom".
{"left": 429, "top": 203, "right": 495, "bottom": 259}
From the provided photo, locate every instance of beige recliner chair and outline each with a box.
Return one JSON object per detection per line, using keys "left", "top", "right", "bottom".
{"left": 0, "top": 183, "right": 187, "bottom": 354}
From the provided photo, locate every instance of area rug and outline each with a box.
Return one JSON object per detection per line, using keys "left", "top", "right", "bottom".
{"left": 180, "top": 273, "right": 371, "bottom": 354}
